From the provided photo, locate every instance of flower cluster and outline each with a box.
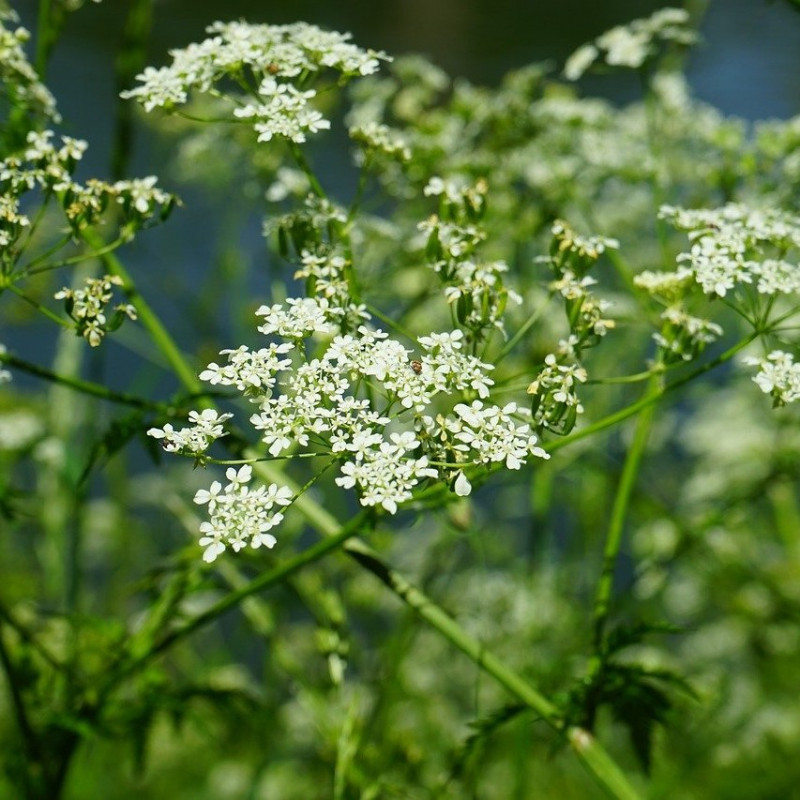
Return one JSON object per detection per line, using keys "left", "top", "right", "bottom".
{"left": 193, "top": 465, "right": 292, "bottom": 562}
{"left": 287, "top": 248, "right": 368, "bottom": 328}
{"left": 0, "top": 12, "right": 60, "bottom": 124}
{"left": 653, "top": 307, "right": 723, "bottom": 365}
{"left": 424, "top": 176, "right": 488, "bottom": 219}
{"left": 634, "top": 267, "right": 695, "bottom": 304}
{"left": 54, "top": 274, "right": 137, "bottom": 347}
{"left": 349, "top": 122, "right": 411, "bottom": 164}
{"left": 334, "top": 431, "right": 437, "bottom": 514}
{"left": 148, "top": 409, "right": 233, "bottom": 455}
{"left": 122, "top": 21, "right": 388, "bottom": 144}
{"left": 150, "top": 310, "right": 548, "bottom": 559}
{"left": 564, "top": 7, "right": 697, "bottom": 81}
{"left": 743, "top": 351, "right": 800, "bottom": 408}
{"left": 547, "top": 219, "right": 619, "bottom": 277}
{"left": 526, "top": 220, "right": 618, "bottom": 435}
{"left": 0, "top": 130, "right": 174, "bottom": 249}
{"left": 234, "top": 78, "right": 329, "bottom": 143}
{"left": 419, "top": 178, "right": 519, "bottom": 340}
{"left": 548, "top": 271, "right": 615, "bottom": 343}
{"left": 542, "top": 219, "right": 617, "bottom": 347}
{"left": 419, "top": 215, "right": 486, "bottom": 261}
{"left": 446, "top": 400, "right": 545, "bottom": 470}
{"left": 660, "top": 204, "right": 800, "bottom": 298}
{"left": 527, "top": 355, "right": 588, "bottom": 435}
{"left": 265, "top": 194, "right": 348, "bottom": 259}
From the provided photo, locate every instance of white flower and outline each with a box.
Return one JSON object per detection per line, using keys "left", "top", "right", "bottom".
{"left": 158, "top": 267, "right": 547, "bottom": 559}
{"left": 349, "top": 122, "right": 411, "bottom": 161}
{"left": 195, "top": 467, "right": 292, "bottom": 562}
{"left": 563, "top": 7, "right": 696, "bottom": 78}
{"left": 122, "top": 21, "right": 389, "bottom": 123}
{"left": 235, "top": 79, "right": 331, "bottom": 143}
{"left": 743, "top": 350, "right": 800, "bottom": 407}
{"left": 255, "top": 297, "right": 340, "bottom": 339}
{"left": 597, "top": 26, "right": 650, "bottom": 69}
{"left": 148, "top": 409, "right": 233, "bottom": 454}
{"left": 199, "top": 342, "right": 294, "bottom": 391}
{"left": 335, "top": 445, "right": 437, "bottom": 514}
{"left": 450, "top": 401, "right": 549, "bottom": 469}
{"left": 661, "top": 203, "right": 800, "bottom": 298}
{"left": 563, "top": 44, "right": 598, "bottom": 81}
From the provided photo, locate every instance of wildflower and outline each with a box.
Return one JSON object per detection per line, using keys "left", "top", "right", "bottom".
{"left": 653, "top": 307, "right": 723, "bottom": 364}
{"left": 155, "top": 300, "right": 548, "bottom": 558}
{"left": 548, "top": 219, "right": 619, "bottom": 277}
{"left": 54, "top": 274, "right": 137, "bottom": 347}
{"left": 0, "top": 16, "right": 60, "bottom": 123}
{"left": 449, "top": 401, "right": 547, "bottom": 471}
{"left": 234, "top": 79, "right": 330, "bottom": 143}
{"left": 122, "top": 21, "right": 388, "bottom": 144}
{"left": 349, "top": 122, "right": 411, "bottom": 163}
{"left": 194, "top": 465, "right": 293, "bottom": 562}
{"left": 527, "top": 355, "right": 588, "bottom": 435}
{"left": 147, "top": 409, "right": 234, "bottom": 455}
{"left": 743, "top": 351, "right": 800, "bottom": 407}
{"left": 661, "top": 203, "right": 800, "bottom": 298}
{"left": 563, "top": 7, "right": 697, "bottom": 80}
{"left": 198, "top": 342, "right": 294, "bottom": 392}
{"left": 634, "top": 267, "right": 695, "bottom": 303}
{"left": 255, "top": 297, "right": 339, "bottom": 338}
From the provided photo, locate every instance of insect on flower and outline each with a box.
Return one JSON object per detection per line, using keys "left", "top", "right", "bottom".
{"left": 410, "top": 359, "right": 423, "bottom": 374}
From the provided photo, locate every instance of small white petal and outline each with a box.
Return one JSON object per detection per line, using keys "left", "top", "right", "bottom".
{"left": 454, "top": 471, "right": 472, "bottom": 497}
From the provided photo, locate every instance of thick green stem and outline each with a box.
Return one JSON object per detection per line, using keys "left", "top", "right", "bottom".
{"left": 591, "top": 376, "right": 660, "bottom": 651}
{"left": 344, "top": 538, "right": 641, "bottom": 799}
{"left": 34, "top": 0, "right": 55, "bottom": 78}
{"left": 288, "top": 141, "right": 326, "bottom": 198}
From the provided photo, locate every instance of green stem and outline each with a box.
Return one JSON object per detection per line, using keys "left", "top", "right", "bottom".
{"left": 346, "top": 160, "right": 371, "bottom": 224}
{"left": 0, "top": 350, "right": 168, "bottom": 410}
{"left": 288, "top": 142, "right": 326, "bottom": 198}
{"left": 344, "top": 538, "right": 641, "bottom": 800}
{"left": 5, "top": 284, "right": 72, "bottom": 328}
{"left": 35, "top": 0, "right": 55, "bottom": 78}
{"left": 110, "top": 510, "right": 369, "bottom": 683}
{"left": 0, "top": 621, "right": 42, "bottom": 770}
{"left": 23, "top": 236, "right": 129, "bottom": 277}
{"left": 344, "top": 538, "right": 559, "bottom": 721}
{"left": 591, "top": 375, "right": 659, "bottom": 651}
